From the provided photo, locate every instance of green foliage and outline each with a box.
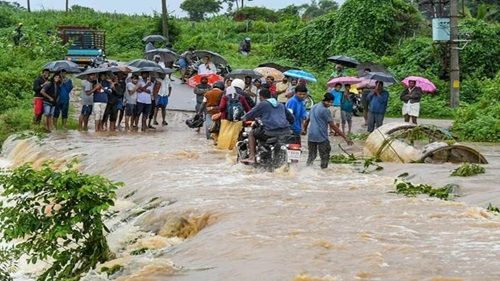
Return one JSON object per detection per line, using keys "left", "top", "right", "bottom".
{"left": 392, "top": 176, "right": 459, "bottom": 200}
{"left": 274, "top": 13, "right": 336, "bottom": 68}
{"left": 130, "top": 247, "right": 150, "bottom": 255}
{"left": 452, "top": 73, "right": 500, "bottom": 142}
{"left": 487, "top": 203, "right": 500, "bottom": 213}
{"left": 329, "top": 153, "right": 382, "bottom": 173}
{"left": 0, "top": 160, "right": 122, "bottom": 281}
{"left": 180, "top": 0, "right": 222, "bottom": 21}
{"left": 100, "top": 264, "right": 123, "bottom": 276}
{"left": 450, "top": 163, "right": 485, "bottom": 177}
{"left": 459, "top": 18, "right": 500, "bottom": 79}
{"left": 332, "top": 0, "right": 422, "bottom": 55}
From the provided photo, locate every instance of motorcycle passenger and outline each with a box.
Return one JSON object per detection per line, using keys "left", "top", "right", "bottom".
{"left": 198, "top": 81, "right": 225, "bottom": 140}
{"left": 230, "top": 78, "right": 256, "bottom": 108}
{"left": 240, "top": 89, "right": 295, "bottom": 164}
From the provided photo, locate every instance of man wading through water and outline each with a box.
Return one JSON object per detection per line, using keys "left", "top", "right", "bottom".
{"left": 303, "top": 93, "right": 353, "bottom": 169}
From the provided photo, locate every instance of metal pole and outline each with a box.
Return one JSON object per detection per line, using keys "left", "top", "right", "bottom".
{"left": 449, "top": 0, "right": 460, "bottom": 108}
{"left": 162, "top": 0, "right": 169, "bottom": 40}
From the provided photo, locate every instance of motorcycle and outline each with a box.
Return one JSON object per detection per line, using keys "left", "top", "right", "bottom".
{"left": 352, "top": 93, "right": 363, "bottom": 117}
{"left": 89, "top": 54, "right": 116, "bottom": 69}
{"left": 236, "top": 120, "right": 302, "bottom": 172}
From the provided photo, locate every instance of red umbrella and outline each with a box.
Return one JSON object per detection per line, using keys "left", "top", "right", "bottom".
{"left": 188, "top": 73, "right": 224, "bottom": 88}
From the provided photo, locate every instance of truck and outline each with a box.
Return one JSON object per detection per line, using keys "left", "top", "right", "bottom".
{"left": 56, "top": 26, "right": 106, "bottom": 67}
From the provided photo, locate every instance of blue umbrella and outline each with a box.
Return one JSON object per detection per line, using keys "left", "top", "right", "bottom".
{"left": 282, "top": 69, "right": 317, "bottom": 82}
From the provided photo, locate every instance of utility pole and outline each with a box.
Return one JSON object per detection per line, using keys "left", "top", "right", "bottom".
{"left": 161, "top": 0, "right": 169, "bottom": 40}
{"left": 27, "top": 0, "right": 31, "bottom": 12}
{"left": 65, "top": 0, "right": 69, "bottom": 12}
{"left": 449, "top": 0, "right": 460, "bottom": 108}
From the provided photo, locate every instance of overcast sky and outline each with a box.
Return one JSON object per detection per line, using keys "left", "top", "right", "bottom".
{"left": 7, "top": 0, "right": 345, "bottom": 17}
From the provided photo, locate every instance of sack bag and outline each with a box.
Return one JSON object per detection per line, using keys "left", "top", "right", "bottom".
{"left": 209, "top": 119, "right": 221, "bottom": 133}
{"left": 225, "top": 94, "right": 244, "bottom": 122}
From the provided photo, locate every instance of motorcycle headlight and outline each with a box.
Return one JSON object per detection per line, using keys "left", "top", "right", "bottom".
{"left": 242, "top": 132, "right": 248, "bottom": 138}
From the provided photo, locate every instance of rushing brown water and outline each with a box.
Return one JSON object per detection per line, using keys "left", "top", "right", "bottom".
{"left": 2, "top": 112, "right": 499, "bottom": 281}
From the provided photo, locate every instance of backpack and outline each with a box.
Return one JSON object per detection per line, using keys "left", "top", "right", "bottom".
{"left": 226, "top": 94, "right": 244, "bottom": 121}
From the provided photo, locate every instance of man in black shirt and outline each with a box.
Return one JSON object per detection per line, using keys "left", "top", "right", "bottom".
{"left": 33, "top": 69, "right": 50, "bottom": 124}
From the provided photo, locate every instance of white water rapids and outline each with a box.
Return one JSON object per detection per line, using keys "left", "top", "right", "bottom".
{"left": 1, "top": 111, "right": 499, "bottom": 281}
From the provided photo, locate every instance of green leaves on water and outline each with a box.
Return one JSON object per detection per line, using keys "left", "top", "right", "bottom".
{"left": 450, "top": 163, "right": 486, "bottom": 177}
{"left": 391, "top": 173, "right": 459, "bottom": 200}
{"left": 329, "top": 152, "right": 383, "bottom": 173}
{"left": 487, "top": 203, "right": 500, "bottom": 213}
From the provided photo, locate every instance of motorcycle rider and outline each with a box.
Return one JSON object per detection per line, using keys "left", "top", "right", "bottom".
{"left": 240, "top": 88, "right": 295, "bottom": 164}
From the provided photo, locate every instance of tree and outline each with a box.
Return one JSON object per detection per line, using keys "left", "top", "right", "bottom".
{"left": 0, "top": 160, "right": 120, "bottom": 280}
{"left": 302, "top": 0, "right": 338, "bottom": 20}
{"left": 180, "top": 0, "right": 222, "bottom": 21}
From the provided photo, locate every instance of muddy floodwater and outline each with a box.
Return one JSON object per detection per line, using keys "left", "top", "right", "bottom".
{"left": 1, "top": 112, "right": 499, "bottom": 281}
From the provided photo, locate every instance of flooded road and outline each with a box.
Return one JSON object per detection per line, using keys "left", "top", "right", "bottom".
{"left": 1, "top": 82, "right": 500, "bottom": 281}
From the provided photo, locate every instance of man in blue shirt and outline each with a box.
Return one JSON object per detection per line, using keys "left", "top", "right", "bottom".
{"left": 286, "top": 84, "right": 308, "bottom": 144}
{"left": 303, "top": 93, "right": 353, "bottom": 169}
{"left": 366, "top": 81, "right": 390, "bottom": 133}
{"left": 329, "top": 83, "right": 343, "bottom": 134}
{"left": 54, "top": 69, "right": 73, "bottom": 130}
{"left": 241, "top": 89, "right": 295, "bottom": 164}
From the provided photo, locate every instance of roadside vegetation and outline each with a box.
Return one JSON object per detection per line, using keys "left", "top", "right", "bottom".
{"left": 0, "top": 0, "right": 499, "bottom": 145}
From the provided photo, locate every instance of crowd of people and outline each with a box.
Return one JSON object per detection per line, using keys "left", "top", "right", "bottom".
{"left": 31, "top": 41, "right": 423, "bottom": 169}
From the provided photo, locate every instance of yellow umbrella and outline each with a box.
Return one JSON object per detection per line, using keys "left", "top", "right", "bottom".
{"left": 254, "top": 67, "right": 284, "bottom": 81}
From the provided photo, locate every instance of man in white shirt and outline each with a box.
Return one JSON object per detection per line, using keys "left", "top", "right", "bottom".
{"left": 136, "top": 72, "right": 154, "bottom": 131}
{"left": 153, "top": 76, "right": 172, "bottom": 126}
{"left": 198, "top": 56, "right": 217, "bottom": 74}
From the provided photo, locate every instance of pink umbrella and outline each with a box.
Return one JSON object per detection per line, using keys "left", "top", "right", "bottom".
{"left": 327, "top": 76, "right": 362, "bottom": 87}
{"left": 402, "top": 76, "right": 437, "bottom": 93}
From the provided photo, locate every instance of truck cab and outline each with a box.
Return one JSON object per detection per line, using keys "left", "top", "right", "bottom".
{"left": 57, "top": 26, "right": 106, "bottom": 67}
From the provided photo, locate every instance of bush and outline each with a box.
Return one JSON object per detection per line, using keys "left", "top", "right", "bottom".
{"left": 452, "top": 74, "right": 500, "bottom": 142}
{"left": 0, "top": 160, "right": 121, "bottom": 280}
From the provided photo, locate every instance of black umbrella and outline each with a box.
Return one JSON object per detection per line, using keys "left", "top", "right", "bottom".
{"left": 144, "top": 48, "right": 179, "bottom": 62}
{"left": 193, "top": 50, "right": 228, "bottom": 65}
{"left": 42, "top": 60, "right": 81, "bottom": 73}
{"left": 226, "top": 69, "right": 263, "bottom": 80}
{"left": 361, "top": 72, "right": 398, "bottom": 84}
{"left": 356, "top": 62, "right": 388, "bottom": 77}
{"left": 257, "top": 62, "right": 300, "bottom": 73}
{"left": 75, "top": 67, "right": 112, "bottom": 80}
{"left": 132, "top": 66, "right": 175, "bottom": 75}
{"left": 126, "top": 59, "right": 160, "bottom": 69}
{"left": 142, "top": 35, "right": 168, "bottom": 43}
{"left": 327, "top": 55, "right": 360, "bottom": 68}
